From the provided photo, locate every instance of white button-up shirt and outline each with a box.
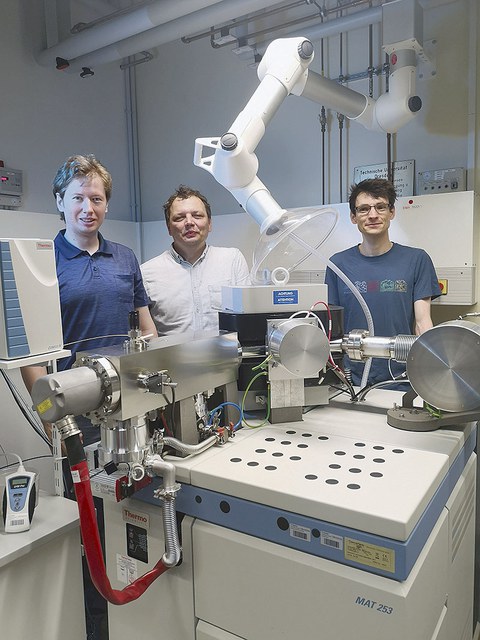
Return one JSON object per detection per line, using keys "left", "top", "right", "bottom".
{"left": 141, "top": 245, "right": 250, "bottom": 335}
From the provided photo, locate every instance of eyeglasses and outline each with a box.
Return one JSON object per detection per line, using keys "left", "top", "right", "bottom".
{"left": 354, "top": 203, "right": 391, "bottom": 216}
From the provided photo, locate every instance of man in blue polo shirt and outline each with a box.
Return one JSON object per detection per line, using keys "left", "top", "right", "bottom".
{"left": 21, "top": 154, "right": 157, "bottom": 445}
{"left": 21, "top": 154, "right": 157, "bottom": 640}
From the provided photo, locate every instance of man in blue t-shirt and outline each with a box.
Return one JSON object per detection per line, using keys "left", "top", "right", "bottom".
{"left": 325, "top": 178, "right": 441, "bottom": 387}
{"left": 21, "top": 154, "right": 157, "bottom": 444}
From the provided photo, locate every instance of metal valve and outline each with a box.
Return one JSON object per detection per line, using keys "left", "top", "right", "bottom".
{"left": 138, "top": 370, "right": 178, "bottom": 394}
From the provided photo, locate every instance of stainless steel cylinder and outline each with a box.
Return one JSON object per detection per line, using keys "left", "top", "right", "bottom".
{"left": 98, "top": 414, "right": 150, "bottom": 466}
{"left": 341, "top": 332, "right": 416, "bottom": 362}
{"left": 268, "top": 318, "right": 330, "bottom": 378}
{"left": 407, "top": 320, "right": 480, "bottom": 412}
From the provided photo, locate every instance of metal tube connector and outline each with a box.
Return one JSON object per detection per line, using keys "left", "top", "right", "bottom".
{"left": 162, "top": 435, "right": 218, "bottom": 457}
{"left": 144, "top": 454, "right": 182, "bottom": 568}
{"left": 340, "top": 331, "right": 416, "bottom": 362}
{"left": 54, "top": 415, "right": 82, "bottom": 440}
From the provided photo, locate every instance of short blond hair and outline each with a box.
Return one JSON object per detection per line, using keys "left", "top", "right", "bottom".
{"left": 53, "top": 154, "right": 112, "bottom": 219}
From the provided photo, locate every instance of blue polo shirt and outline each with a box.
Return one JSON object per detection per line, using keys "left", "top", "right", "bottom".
{"left": 55, "top": 230, "right": 149, "bottom": 371}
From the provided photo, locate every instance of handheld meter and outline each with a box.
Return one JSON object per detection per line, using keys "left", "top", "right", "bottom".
{"left": 2, "top": 469, "right": 38, "bottom": 533}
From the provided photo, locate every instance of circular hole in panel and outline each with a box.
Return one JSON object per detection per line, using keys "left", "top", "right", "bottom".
{"left": 373, "top": 445, "right": 385, "bottom": 450}
{"left": 195, "top": 495, "right": 202, "bottom": 504}
{"left": 326, "top": 479, "right": 339, "bottom": 485}
{"left": 312, "top": 529, "right": 320, "bottom": 538}
{"left": 370, "top": 472, "right": 383, "bottom": 478}
{"left": 347, "top": 484, "right": 361, "bottom": 490}
{"left": 265, "top": 437, "right": 275, "bottom": 442}
{"left": 290, "top": 456, "right": 301, "bottom": 461}
{"left": 230, "top": 458, "right": 242, "bottom": 463}
{"left": 272, "top": 452, "right": 284, "bottom": 457}
{"left": 392, "top": 449, "right": 404, "bottom": 454}
{"left": 281, "top": 441, "right": 292, "bottom": 445}
{"left": 305, "top": 474, "right": 318, "bottom": 480}
{"left": 349, "top": 468, "right": 361, "bottom": 473}
{"left": 255, "top": 449, "right": 266, "bottom": 454}
{"left": 277, "top": 517, "right": 289, "bottom": 531}
{"left": 265, "top": 465, "right": 277, "bottom": 471}
{"left": 298, "top": 443, "right": 308, "bottom": 449}
{"left": 329, "top": 464, "right": 341, "bottom": 469}
{"left": 353, "top": 454, "right": 365, "bottom": 460}
{"left": 302, "top": 433, "right": 313, "bottom": 438}
{"left": 354, "top": 442, "right": 366, "bottom": 447}
{"left": 373, "top": 458, "right": 385, "bottom": 464}
{"left": 286, "top": 430, "right": 297, "bottom": 435}
{"left": 247, "top": 461, "right": 259, "bottom": 467}
{"left": 220, "top": 501, "right": 231, "bottom": 513}
{"left": 334, "top": 451, "right": 346, "bottom": 456}
{"left": 318, "top": 435, "right": 329, "bottom": 441}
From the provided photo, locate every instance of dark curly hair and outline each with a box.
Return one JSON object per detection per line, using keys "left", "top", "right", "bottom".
{"left": 349, "top": 178, "right": 397, "bottom": 215}
{"left": 163, "top": 185, "right": 211, "bottom": 225}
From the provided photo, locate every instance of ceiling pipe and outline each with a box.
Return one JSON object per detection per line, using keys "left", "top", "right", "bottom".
{"left": 253, "top": 5, "right": 383, "bottom": 53}
{"left": 301, "top": 5, "right": 382, "bottom": 43}
{"left": 36, "top": 0, "right": 224, "bottom": 67}
{"left": 37, "top": 0, "right": 288, "bottom": 72}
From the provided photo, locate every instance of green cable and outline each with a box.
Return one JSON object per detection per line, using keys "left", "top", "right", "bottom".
{"left": 242, "top": 370, "right": 271, "bottom": 429}
{"left": 424, "top": 402, "right": 442, "bottom": 419}
{"left": 251, "top": 353, "right": 272, "bottom": 371}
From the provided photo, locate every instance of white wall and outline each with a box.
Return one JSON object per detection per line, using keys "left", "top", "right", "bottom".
{"left": 1, "top": 1, "right": 131, "bottom": 219}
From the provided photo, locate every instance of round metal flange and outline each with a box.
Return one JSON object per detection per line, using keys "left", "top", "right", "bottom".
{"left": 407, "top": 320, "right": 480, "bottom": 412}
{"left": 268, "top": 319, "right": 330, "bottom": 378}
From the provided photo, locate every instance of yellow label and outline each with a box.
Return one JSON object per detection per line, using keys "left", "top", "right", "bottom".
{"left": 36, "top": 397, "right": 53, "bottom": 415}
{"left": 344, "top": 538, "right": 395, "bottom": 573}
{"left": 438, "top": 279, "right": 448, "bottom": 295}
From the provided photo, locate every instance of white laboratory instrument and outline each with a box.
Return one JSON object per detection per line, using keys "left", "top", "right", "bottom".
{"left": 104, "top": 400, "right": 476, "bottom": 640}
{"left": 0, "top": 238, "right": 63, "bottom": 359}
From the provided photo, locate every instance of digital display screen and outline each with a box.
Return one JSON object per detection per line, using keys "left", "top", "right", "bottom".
{"left": 9, "top": 476, "right": 28, "bottom": 489}
{"left": 1, "top": 176, "right": 8, "bottom": 182}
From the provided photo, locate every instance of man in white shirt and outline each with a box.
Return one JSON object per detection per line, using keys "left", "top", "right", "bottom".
{"left": 141, "top": 185, "right": 250, "bottom": 335}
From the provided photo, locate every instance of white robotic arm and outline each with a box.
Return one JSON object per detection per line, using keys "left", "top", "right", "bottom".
{"left": 194, "top": 37, "right": 314, "bottom": 234}
{"left": 301, "top": 48, "right": 421, "bottom": 133}
{"left": 194, "top": 36, "right": 421, "bottom": 233}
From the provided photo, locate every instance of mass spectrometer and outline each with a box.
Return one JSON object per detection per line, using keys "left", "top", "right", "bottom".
{"left": 29, "top": 311, "right": 480, "bottom": 638}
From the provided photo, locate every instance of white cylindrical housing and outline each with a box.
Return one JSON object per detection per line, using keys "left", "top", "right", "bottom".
{"left": 32, "top": 366, "right": 104, "bottom": 423}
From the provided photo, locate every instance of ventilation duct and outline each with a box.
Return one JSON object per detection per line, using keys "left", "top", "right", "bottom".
{"left": 37, "top": 0, "right": 290, "bottom": 72}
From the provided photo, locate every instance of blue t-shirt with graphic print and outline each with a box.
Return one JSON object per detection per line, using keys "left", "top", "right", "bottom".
{"left": 325, "top": 243, "right": 441, "bottom": 386}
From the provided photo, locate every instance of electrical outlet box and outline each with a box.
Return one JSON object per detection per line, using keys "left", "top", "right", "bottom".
{"left": 417, "top": 167, "right": 465, "bottom": 194}
{"left": 0, "top": 167, "right": 22, "bottom": 196}
{"left": 0, "top": 167, "right": 23, "bottom": 208}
